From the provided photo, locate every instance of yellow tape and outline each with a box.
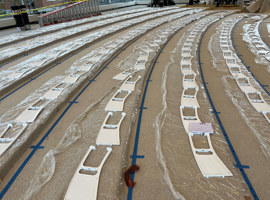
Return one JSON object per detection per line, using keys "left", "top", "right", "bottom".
{"left": 0, "top": 0, "right": 89, "bottom": 17}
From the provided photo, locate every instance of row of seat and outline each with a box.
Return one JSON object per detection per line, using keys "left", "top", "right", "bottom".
{"left": 243, "top": 17, "right": 270, "bottom": 60}
{"left": 0, "top": 7, "right": 185, "bottom": 63}
{"left": 180, "top": 14, "right": 233, "bottom": 178}
{"left": 0, "top": 7, "right": 153, "bottom": 46}
{"left": 220, "top": 16, "right": 270, "bottom": 124}
{"left": 0, "top": 8, "right": 189, "bottom": 96}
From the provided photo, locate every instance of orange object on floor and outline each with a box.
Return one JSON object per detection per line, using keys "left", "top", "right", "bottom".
{"left": 124, "top": 165, "right": 140, "bottom": 188}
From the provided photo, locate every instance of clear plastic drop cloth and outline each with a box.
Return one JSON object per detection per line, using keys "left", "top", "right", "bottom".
{"left": 18, "top": 17, "right": 186, "bottom": 199}
{"left": 208, "top": 30, "right": 228, "bottom": 72}
{"left": 209, "top": 16, "right": 270, "bottom": 158}
{"left": 222, "top": 75, "right": 270, "bottom": 158}
{"left": 3, "top": 10, "right": 245, "bottom": 200}
{"left": 19, "top": 81, "right": 119, "bottom": 199}
{"left": 151, "top": 14, "right": 250, "bottom": 200}
{"left": 1, "top": 8, "right": 189, "bottom": 175}
{"left": 153, "top": 50, "right": 186, "bottom": 200}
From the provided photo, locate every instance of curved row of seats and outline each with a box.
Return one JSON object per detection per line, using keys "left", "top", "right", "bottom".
{"left": 0, "top": 9, "right": 202, "bottom": 163}
{"left": 64, "top": 10, "right": 208, "bottom": 200}
{"left": 0, "top": 8, "right": 188, "bottom": 97}
{"left": 220, "top": 16, "right": 270, "bottom": 124}
{"left": 0, "top": 7, "right": 183, "bottom": 63}
{"left": 180, "top": 13, "right": 233, "bottom": 178}
{"left": 243, "top": 17, "right": 270, "bottom": 61}
{"left": 0, "top": 7, "right": 153, "bottom": 46}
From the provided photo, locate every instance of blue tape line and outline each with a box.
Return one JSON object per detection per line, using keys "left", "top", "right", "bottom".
{"left": 127, "top": 25, "right": 188, "bottom": 200}
{"left": 232, "top": 20, "right": 270, "bottom": 97}
{"left": 0, "top": 149, "right": 37, "bottom": 199}
{"left": 199, "top": 20, "right": 259, "bottom": 200}
{"left": 0, "top": 31, "right": 145, "bottom": 200}
{"left": 235, "top": 164, "right": 250, "bottom": 169}
{"left": 139, "top": 107, "right": 147, "bottom": 110}
{"left": 30, "top": 145, "right": 45, "bottom": 149}
{"left": 130, "top": 155, "right": 144, "bottom": 159}
{"left": 69, "top": 101, "right": 79, "bottom": 104}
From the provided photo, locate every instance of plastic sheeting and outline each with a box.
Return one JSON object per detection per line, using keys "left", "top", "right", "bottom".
{"left": 0, "top": 7, "right": 153, "bottom": 46}
{"left": 209, "top": 15, "right": 270, "bottom": 159}
{"left": 0, "top": 8, "right": 187, "bottom": 93}
{"left": 0, "top": 7, "right": 182, "bottom": 62}
{"left": 17, "top": 10, "right": 210, "bottom": 200}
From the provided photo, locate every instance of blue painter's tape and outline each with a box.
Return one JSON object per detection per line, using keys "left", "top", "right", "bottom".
{"left": 0, "top": 150, "right": 37, "bottom": 199}
{"left": 130, "top": 155, "right": 144, "bottom": 159}
{"left": 30, "top": 145, "right": 45, "bottom": 149}
{"left": 89, "top": 79, "right": 96, "bottom": 83}
{"left": 69, "top": 101, "right": 79, "bottom": 104}
{"left": 235, "top": 164, "right": 250, "bottom": 169}
{"left": 127, "top": 183, "right": 134, "bottom": 200}
{"left": 139, "top": 107, "right": 147, "bottom": 110}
